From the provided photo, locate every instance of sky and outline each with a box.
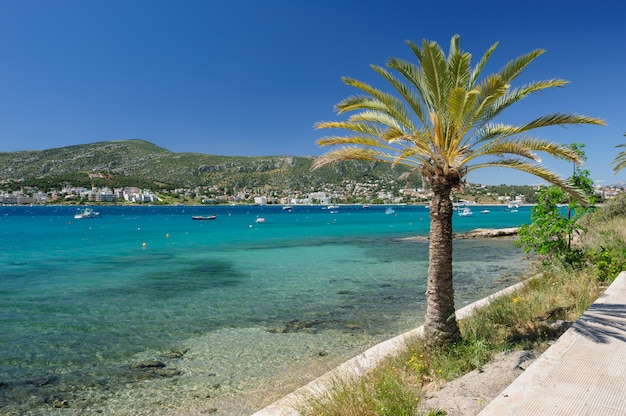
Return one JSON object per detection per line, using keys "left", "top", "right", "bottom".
{"left": 0, "top": 0, "right": 624, "bottom": 186}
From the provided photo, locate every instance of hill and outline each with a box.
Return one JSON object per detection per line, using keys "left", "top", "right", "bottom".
{"left": 0, "top": 139, "right": 415, "bottom": 191}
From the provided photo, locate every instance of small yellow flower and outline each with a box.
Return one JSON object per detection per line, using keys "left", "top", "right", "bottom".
{"left": 513, "top": 297, "right": 520, "bottom": 303}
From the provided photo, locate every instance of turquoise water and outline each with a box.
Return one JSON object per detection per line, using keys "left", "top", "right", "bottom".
{"left": 0, "top": 204, "right": 533, "bottom": 414}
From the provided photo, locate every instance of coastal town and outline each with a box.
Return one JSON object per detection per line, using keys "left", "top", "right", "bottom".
{"left": 1, "top": 180, "right": 624, "bottom": 206}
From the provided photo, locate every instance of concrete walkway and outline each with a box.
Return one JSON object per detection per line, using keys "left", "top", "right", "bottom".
{"left": 479, "top": 271, "right": 626, "bottom": 416}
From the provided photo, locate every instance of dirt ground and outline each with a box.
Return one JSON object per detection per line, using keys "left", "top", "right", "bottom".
{"left": 419, "top": 349, "right": 539, "bottom": 416}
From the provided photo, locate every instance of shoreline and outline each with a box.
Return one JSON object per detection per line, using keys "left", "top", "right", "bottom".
{"left": 252, "top": 280, "right": 530, "bottom": 416}
{"left": 398, "top": 227, "right": 520, "bottom": 242}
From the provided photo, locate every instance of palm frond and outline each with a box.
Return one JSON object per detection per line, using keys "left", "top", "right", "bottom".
{"left": 339, "top": 77, "right": 415, "bottom": 133}
{"left": 371, "top": 64, "right": 424, "bottom": 130}
{"left": 386, "top": 56, "right": 435, "bottom": 124}
{"left": 347, "top": 111, "right": 408, "bottom": 133}
{"left": 408, "top": 39, "right": 449, "bottom": 112}
{"left": 446, "top": 38, "right": 471, "bottom": 88}
{"left": 473, "top": 137, "right": 581, "bottom": 163}
{"left": 447, "top": 86, "right": 480, "bottom": 147}
{"left": 485, "top": 79, "right": 570, "bottom": 121}
{"left": 612, "top": 140, "right": 626, "bottom": 174}
{"left": 334, "top": 95, "right": 386, "bottom": 114}
{"left": 469, "top": 41, "right": 498, "bottom": 87}
{"left": 468, "top": 74, "right": 510, "bottom": 127}
{"left": 314, "top": 120, "right": 385, "bottom": 137}
{"left": 519, "top": 113, "right": 607, "bottom": 131}
{"left": 311, "top": 147, "right": 396, "bottom": 170}
{"left": 467, "top": 159, "right": 588, "bottom": 203}
{"left": 315, "top": 135, "right": 391, "bottom": 149}
{"left": 498, "top": 49, "right": 545, "bottom": 83}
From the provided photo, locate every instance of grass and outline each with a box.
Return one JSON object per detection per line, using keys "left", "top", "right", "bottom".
{"left": 300, "top": 200, "right": 626, "bottom": 416}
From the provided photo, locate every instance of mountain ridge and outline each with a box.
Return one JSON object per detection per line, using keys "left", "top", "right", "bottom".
{"left": 0, "top": 139, "right": 413, "bottom": 191}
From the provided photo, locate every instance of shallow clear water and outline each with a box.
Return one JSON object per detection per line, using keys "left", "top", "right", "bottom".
{"left": 0, "top": 204, "right": 533, "bottom": 414}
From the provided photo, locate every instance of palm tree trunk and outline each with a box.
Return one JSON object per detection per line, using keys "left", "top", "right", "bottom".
{"left": 424, "top": 179, "right": 461, "bottom": 345}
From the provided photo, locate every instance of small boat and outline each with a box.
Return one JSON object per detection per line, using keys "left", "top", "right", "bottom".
{"left": 192, "top": 214, "right": 217, "bottom": 220}
{"left": 508, "top": 202, "right": 520, "bottom": 209}
{"left": 255, "top": 217, "right": 266, "bottom": 223}
{"left": 480, "top": 209, "right": 490, "bottom": 214}
{"left": 327, "top": 204, "right": 340, "bottom": 209}
{"left": 362, "top": 204, "right": 370, "bottom": 209}
{"left": 385, "top": 207, "right": 395, "bottom": 215}
{"left": 74, "top": 208, "right": 100, "bottom": 219}
{"left": 282, "top": 205, "right": 292, "bottom": 211}
{"left": 458, "top": 207, "right": 473, "bottom": 217}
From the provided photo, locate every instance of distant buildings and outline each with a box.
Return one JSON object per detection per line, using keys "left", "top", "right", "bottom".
{"left": 1, "top": 181, "right": 625, "bottom": 206}
{"left": 0, "top": 186, "right": 160, "bottom": 205}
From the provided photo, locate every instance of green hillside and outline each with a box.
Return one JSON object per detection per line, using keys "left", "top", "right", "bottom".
{"left": 0, "top": 139, "right": 415, "bottom": 191}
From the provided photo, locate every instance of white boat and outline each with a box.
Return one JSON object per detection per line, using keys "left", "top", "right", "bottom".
{"left": 480, "top": 209, "right": 490, "bottom": 214}
{"left": 508, "top": 202, "right": 520, "bottom": 209}
{"left": 385, "top": 207, "right": 395, "bottom": 215}
{"left": 282, "top": 205, "right": 292, "bottom": 211}
{"left": 458, "top": 207, "right": 473, "bottom": 217}
{"left": 74, "top": 208, "right": 100, "bottom": 219}
{"left": 255, "top": 217, "right": 266, "bottom": 223}
{"left": 327, "top": 204, "right": 340, "bottom": 209}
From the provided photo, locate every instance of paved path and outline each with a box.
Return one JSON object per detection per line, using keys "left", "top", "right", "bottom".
{"left": 479, "top": 271, "right": 626, "bottom": 416}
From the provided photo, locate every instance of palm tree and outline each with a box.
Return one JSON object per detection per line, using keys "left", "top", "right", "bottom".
{"left": 611, "top": 133, "right": 626, "bottom": 174}
{"left": 312, "top": 35, "right": 606, "bottom": 345}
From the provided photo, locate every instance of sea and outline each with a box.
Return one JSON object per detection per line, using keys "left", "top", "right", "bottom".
{"left": 1, "top": 204, "right": 533, "bottom": 415}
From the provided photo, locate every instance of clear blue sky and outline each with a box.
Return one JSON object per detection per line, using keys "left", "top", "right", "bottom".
{"left": 0, "top": 0, "right": 624, "bottom": 186}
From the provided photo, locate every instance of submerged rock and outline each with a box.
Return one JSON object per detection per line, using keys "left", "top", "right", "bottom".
{"left": 129, "top": 360, "right": 181, "bottom": 378}
{"left": 267, "top": 318, "right": 325, "bottom": 333}
{"left": 29, "top": 375, "right": 59, "bottom": 387}
{"left": 162, "top": 347, "right": 190, "bottom": 359}
{"left": 152, "top": 368, "right": 181, "bottom": 377}
{"left": 130, "top": 360, "right": 166, "bottom": 370}
{"left": 44, "top": 395, "right": 70, "bottom": 408}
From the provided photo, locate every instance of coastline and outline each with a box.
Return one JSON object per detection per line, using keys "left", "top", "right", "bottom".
{"left": 251, "top": 279, "right": 530, "bottom": 416}
{"left": 398, "top": 227, "right": 520, "bottom": 241}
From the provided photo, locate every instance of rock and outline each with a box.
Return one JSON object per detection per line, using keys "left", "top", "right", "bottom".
{"left": 130, "top": 360, "right": 166, "bottom": 370}
{"left": 29, "top": 375, "right": 58, "bottom": 387}
{"left": 455, "top": 228, "right": 519, "bottom": 239}
{"left": 44, "top": 395, "right": 70, "bottom": 408}
{"left": 268, "top": 318, "right": 325, "bottom": 333}
{"left": 153, "top": 368, "right": 181, "bottom": 378}
{"left": 163, "top": 347, "right": 190, "bottom": 359}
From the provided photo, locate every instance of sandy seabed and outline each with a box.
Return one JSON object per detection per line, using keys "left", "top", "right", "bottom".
{"left": 32, "top": 327, "right": 390, "bottom": 416}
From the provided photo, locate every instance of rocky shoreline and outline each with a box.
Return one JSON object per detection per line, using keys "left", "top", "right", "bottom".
{"left": 399, "top": 227, "right": 520, "bottom": 242}
{"left": 455, "top": 227, "right": 519, "bottom": 239}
